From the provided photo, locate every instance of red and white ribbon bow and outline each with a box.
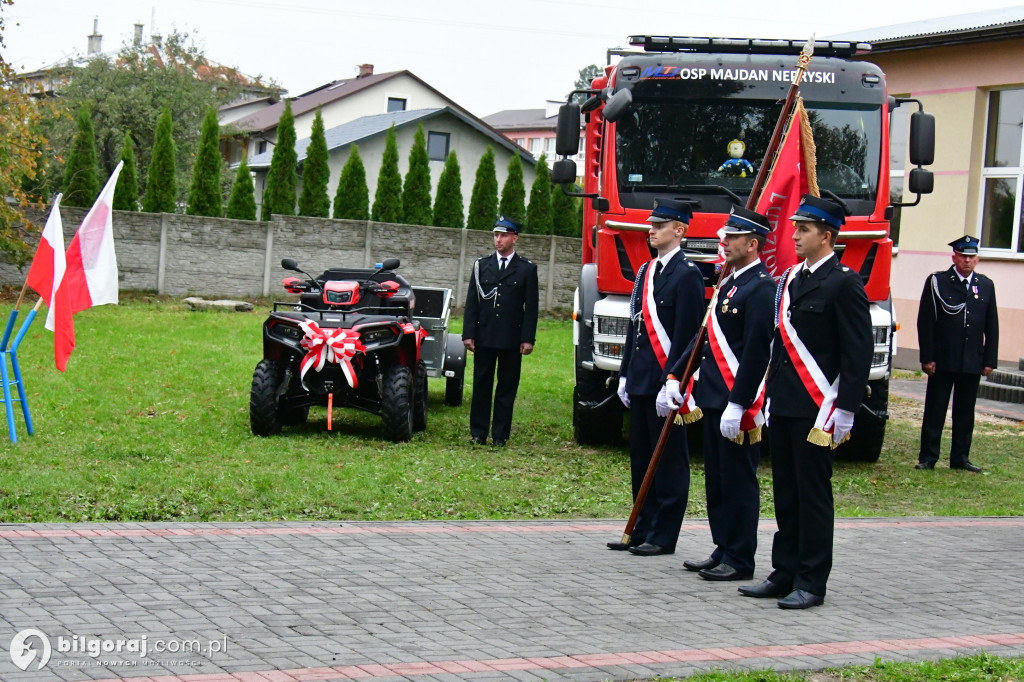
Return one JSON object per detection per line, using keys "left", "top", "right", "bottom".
{"left": 298, "top": 320, "right": 366, "bottom": 390}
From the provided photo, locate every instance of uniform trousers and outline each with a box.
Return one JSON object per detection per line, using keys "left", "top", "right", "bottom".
{"left": 701, "top": 408, "right": 760, "bottom": 574}
{"left": 767, "top": 415, "right": 834, "bottom": 597}
{"left": 628, "top": 395, "right": 690, "bottom": 552}
{"left": 469, "top": 347, "right": 522, "bottom": 442}
{"left": 919, "top": 371, "right": 981, "bottom": 467}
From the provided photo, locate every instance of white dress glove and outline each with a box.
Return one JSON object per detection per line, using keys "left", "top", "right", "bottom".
{"left": 665, "top": 379, "right": 684, "bottom": 409}
{"left": 720, "top": 402, "right": 744, "bottom": 440}
{"left": 655, "top": 386, "right": 673, "bottom": 417}
{"left": 825, "top": 408, "right": 855, "bottom": 444}
{"left": 617, "top": 376, "right": 630, "bottom": 408}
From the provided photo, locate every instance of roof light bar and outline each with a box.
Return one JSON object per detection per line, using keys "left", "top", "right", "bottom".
{"left": 626, "top": 35, "right": 871, "bottom": 57}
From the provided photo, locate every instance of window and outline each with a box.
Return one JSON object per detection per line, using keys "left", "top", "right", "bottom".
{"left": 888, "top": 99, "right": 911, "bottom": 248}
{"left": 257, "top": 140, "right": 268, "bottom": 155}
{"left": 427, "top": 131, "right": 450, "bottom": 161}
{"left": 529, "top": 138, "right": 542, "bottom": 156}
{"left": 387, "top": 97, "right": 407, "bottom": 112}
{"left": 514, "top": 137, "right": 525, "bottom": 148}
{"left": 545, "top": 137, "right": 556, "bottom": 156}
{"left": 979, "top": 88, "right": 1024, "bottom": 253}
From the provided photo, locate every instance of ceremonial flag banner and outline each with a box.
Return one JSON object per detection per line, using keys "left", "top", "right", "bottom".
{"left": 62, "top": 161, "right": 123, "bottom": 315}
{"left": 755, "top": 99, "right": 818, "bottom": 278}
{"left": 25, "top": 195, "right": 75, "bottom": 371}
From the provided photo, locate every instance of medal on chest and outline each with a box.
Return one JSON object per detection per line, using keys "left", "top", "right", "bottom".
{"left": 721, "top": 285, "right": 738, "bottom": 314}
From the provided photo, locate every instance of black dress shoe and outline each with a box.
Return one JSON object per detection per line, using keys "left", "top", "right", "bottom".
{"left": 683, "top": 555, "right": 720, "bottom": 572}
{"left": 493, "top": 439, "right": 507, "bottom": 447}
{"left": 699, "top": 564, "right": 753, "bottom": 581}
{"left": 738, "top": 579, "right": 791, "bottom": 598}
{"left": 628, "top": 542, "right": 671, "bottom": 556}
{"left": 777, "top": 588, "right": 825, "bottom": 609}
{"left": 915, "top": 462, "right": 935, "bottom": 470}
{"left": 470, "top": 436, "right": 487, "bottom": 446}
{"left": 951, "top": 461, "right": 982, "bottom": 472}
{"left": 606, "top": 540, "right": 640, "bottom": 551}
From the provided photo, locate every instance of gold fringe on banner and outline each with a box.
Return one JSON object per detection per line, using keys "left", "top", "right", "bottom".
{"left": 674, "top": 408, "right": 703, "bottom": 426}
{"left": 747, "top": 425, "right": 763, "bottom": 444}
{"left": 797, "top": 97, "right": 819, "bottom": 198}
{"left": 806, "top": 427, "right": 833, "bottom": 448}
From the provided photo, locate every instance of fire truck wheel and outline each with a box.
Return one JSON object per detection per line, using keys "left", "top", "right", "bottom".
{"left": 250, "top": 359, "right": 284, "bottom": 436}
{"left": 835, "top": 377, "right": 888, "bottom": 463}
{"left": 382, "top": 364, "right": 414, "bottom": 442}
{"left": 413, "top": 360, "right": 428, "bottom": 432}
{"left": 445, "top": 370, "right": 464, "bottom": 406}
{"left": 573, "top": 378, "right": 623, "bottom": 445}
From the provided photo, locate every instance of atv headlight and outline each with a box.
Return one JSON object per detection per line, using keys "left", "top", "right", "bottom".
{"left": 360, "top": 327, "right": 396, "bottom": 345}
{"left": 269, "top": 322, "right": 304, "bottom": 343}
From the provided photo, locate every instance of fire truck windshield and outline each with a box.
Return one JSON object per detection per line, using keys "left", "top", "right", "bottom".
{"left": 615, "top": 98, "right": 881, "bottom": 215}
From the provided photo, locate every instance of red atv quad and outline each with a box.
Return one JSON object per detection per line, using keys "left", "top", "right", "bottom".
{"left": 250, "top": 257, "right": 449, "bottom": 442}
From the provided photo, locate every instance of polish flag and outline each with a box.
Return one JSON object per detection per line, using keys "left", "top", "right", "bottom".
{"left": 755, "top": 100, "right": 817, "bottom": 279}
{"left": 61, "top": 161, "right": 123, "bottom": 315}
{"left": 25, "top": 194, "right": 76, "bottom": 371}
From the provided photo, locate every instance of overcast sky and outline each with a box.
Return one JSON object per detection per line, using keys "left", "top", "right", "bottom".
{"left": 6, "top": 0, "right": 1023, "bottom": 118}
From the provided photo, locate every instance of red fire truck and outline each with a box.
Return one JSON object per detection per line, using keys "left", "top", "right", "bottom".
{"left": 551, "top": 36, "right": 935, "bottom": 462}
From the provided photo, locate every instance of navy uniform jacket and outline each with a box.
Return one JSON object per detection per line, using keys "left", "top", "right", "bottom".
{"left": 917, "top": 266, "right": 999, "bottom": 374}
{"left": 766, "top": 255, "right": 873, "bottom": 418}
{"left": 621, "top": 253, "right": 705, "bottom": 396}
{"left": 463, "top": 252, "right": 539, "bottom": 351}
{"left": 672, "top": 262, "right": 776, "bottom": 411}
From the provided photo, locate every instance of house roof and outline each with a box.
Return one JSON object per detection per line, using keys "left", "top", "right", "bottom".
{"left": 829, "top": 6, "right": 1024, "bottom": 50}
{"left": 234, "top": 70, "right": 471, "bottom": 134}
{"left": 243, "top": 107, "right": 536, "bottom": 170}
{"left": 483, "top": 108, "right": 556, "bottom": 131}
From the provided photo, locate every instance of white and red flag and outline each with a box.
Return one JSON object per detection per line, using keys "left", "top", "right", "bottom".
{"left": 755, "top": 99, "right": 818, "bottom": 279}
{"left": 61, "top": 161, "right": 123, "bottom": 315}
{"left": 25, "top": 194, "right": 75, "bottom": 371}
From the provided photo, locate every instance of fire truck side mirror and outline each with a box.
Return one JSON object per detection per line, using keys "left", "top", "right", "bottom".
{"left": 601, "top": 89, "right": 633, "bottom": 123}
{"left": 908, "top": 168, "right": 934, "bottom": 195}
{"left": 551, "top": 159, "right": 578, "bottom": 184}
{"left": 909, "top": 112, "right": 935, "bottom": 166}
{"left": 556, "top": 103, "right": 582, "bottom": 156}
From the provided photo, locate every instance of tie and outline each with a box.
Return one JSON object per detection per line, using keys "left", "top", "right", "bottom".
{"left": 500, "top": 257, "right": 507, "bottom": 271}
{"left": 791, "top": 267, "right": 810, "bottom": 297}
{"left": 654, "top": 260, "right": 663, "bottom": 283}
{"left": 964, "top": 277, "right": 971, "bottom": 292}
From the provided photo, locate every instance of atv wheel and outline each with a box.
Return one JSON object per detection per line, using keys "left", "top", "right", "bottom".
{"left": 382, "top": 364, "right": 414, "bottom": 442}
{"left": 445, "top": 369, "right": 464, "bottom": 407}
{"left": 250, "top": 359, "right": 285, "bottom": 436}
{"left": 413, "top": 360, "right": 428, "bottom": 432}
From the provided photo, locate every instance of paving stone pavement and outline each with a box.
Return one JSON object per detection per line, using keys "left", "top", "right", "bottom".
{"left": 2, "top": 518, "right": 1023, "bottom": 682}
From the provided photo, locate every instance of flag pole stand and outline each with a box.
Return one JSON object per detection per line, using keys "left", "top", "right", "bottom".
{"left": 1, "top": 300, "right": 42, "bottom": 442}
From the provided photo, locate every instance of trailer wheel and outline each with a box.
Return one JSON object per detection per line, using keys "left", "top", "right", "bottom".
{"left": 413, "top": 360, "right": 428, "bottom": 432}
{"left": 382, "top": 364, "right": 414, "bottom": 442}
{"left": 445, "top": 370, "right": 464, "bottom": 407}
{"left": 835, "top": 377, "right": 888, "bottom": 463}
{"left": 250, "top": 359, "right": 284, "bottom": 436}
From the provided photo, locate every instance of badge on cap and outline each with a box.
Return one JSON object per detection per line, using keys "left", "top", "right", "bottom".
{"left": 948, "top": 235, "right": 979, "bottom": 254}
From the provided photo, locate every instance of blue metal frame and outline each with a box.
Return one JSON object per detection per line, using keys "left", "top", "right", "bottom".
{"left": 1, "top": 308, "right": 37, "bottom": 442}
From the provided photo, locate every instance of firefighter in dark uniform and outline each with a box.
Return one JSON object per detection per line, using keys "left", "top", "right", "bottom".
{"left": 463, "top": 216, "right": 539, "bottom": 447}
{"left": 740, "top": 195, "right": 872, "bottom": 609}
{"left": 665, "top": 206, "right": 776, "bottom": 582}
{"left": 606, "top": 199, "right": 705, "bottom": 556}
{"left": 915, "top": 235, "right": 999, "bottom": 473}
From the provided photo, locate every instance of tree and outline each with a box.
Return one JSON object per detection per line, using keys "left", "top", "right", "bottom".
{"left": 467, "top": 146, "right": 498, "bottom": 230}
{"left": 112, "top": 131, "right": 139, "bottom": 211}
{"left": 570, "top": 64, "right": 603, "bottom": 103}
{"left": 186, "top": 107, "right": 223, "bottom": 216}
{"left": 261, "top": 100, "right": 297, "bottom": 220}
{"left": 526, "top": 154, "right": 553, "bottom": 235}
{"left": 372, "top": 125, "right": 403, "bottom": 223}
{"left": 432, "top": 150, "right": 464, "bottom": 228}
{"left": 402, "top": 124, "right": 432, "bottom": 225}
{"left": 44, "top": 29, "right": 260, "bottom": 206}
{"left": 226, "top": 158, "right": 257, "bottom": 220}
{"left": 298, "top": 110, "right": 331, "bottom": 217}
{"left": 142, "top": 108, "right": 177, "bottom": 213}
{"left": 62, "top": 106, "right": 101, "bottom": 208}
{"left": 0, "top": 0, "right": 56, "bottom": 263}
{"left": 499, "top": 153, "right": 526, "bottom": 223}
{"left": 333, "top": 145, "right": 370, "bottom": 220}
{"left": 551, "top": 181, "right": 579, "bottom": 237}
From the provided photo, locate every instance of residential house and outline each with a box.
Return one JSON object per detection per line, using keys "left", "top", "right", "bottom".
{"left": 833, "top": 8, "right": 1024, "bottom": 364}
{"left": 483, "top": 101, "right": 585, "bottom": 165}
{"left": 243, "top": 107, "right": 537, "bottom": 221}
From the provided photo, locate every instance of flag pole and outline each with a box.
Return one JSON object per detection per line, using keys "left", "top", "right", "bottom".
{"left": 618, "top": 37, "right": 816, "bottom": 547}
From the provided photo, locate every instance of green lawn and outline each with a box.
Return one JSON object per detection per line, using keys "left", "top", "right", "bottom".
{"left": 1, "top": 297, "right": 1022, "bottom": 522}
